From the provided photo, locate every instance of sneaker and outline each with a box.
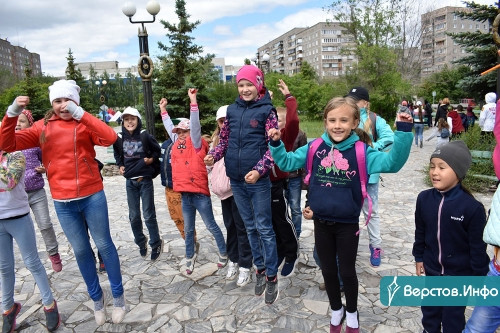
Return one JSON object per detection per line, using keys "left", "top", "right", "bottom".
{"left": 255, "top": 269, "right": 266, "bottom": 296}
{"left": 94, "top": 291, "right": 107, "bottom": 326}
{"left": 139, "top": 236, "right": 148, "bottom": 259}
{"left": 281, "top": 258, "right": 297, "bottom": 277}
{"left": 226, "top": 261, "right": 238, "bottom": 280}
{"left": 369, "top": 245, "right": 382, "bottom": 267}
{"left": 2, "top": 302, "right": 21, "bottom": 333}
{"left": 151, "top": 239, "right": 164, "bottom": 261}
{"left": 49, "top": 253, "right": 62, "bottom": 272}
{"left": 43, "top": 300, "right": 61, "bottom": 332}
{"left": 420, "top": 141, "right": 423, "bottom": 148}
{"left": 112, "top": 294, "right": 126, "bottom": 324}
{"left": 98, "top": 260, "right": 106, "bottom": 273}
{"left": 186, "top": 254, "right": 197, "bottom": 275}
{"left": 265, "top": 276, "right": 279, "bottom": 304}
{"left": 236, "top": 267, "right": 251, "bottom": 287}
{"left": 217, "top": 253, "right": 228, "bottom": 268}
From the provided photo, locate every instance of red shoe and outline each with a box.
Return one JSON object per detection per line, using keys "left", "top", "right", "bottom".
{"left": 49, "top": 253, "right": 62, "bottom": 272}
{"left": 330, "top": 308, "right": 345, "bottom": 333}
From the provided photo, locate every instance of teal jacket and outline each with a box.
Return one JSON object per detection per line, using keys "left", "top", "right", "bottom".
{"left": 359, "top": 108, "right": 394, "bottom": 184}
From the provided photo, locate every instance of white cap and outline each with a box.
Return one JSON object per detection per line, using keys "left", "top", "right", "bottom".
{"left": 216, "top": 105, "right": 228, "bottom": 121}
{"left": 416, "top": 101, "right": 422, "bottom": 106}
{"left": 122, "top": 107, "right": 141, "bottom": 119}
{"left": 49, "top": 79, "right": 81, "bottom": 105}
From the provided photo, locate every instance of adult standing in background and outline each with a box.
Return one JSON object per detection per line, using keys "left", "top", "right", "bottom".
{"left": 434, "top": 97, "right": 450, "bottom": 126}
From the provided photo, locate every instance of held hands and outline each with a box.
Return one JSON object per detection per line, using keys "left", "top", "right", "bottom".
{"left": 415, "top": 262, "right": 425, "bottom": 276}
{"left": 7, "top": 96, "right": 30, "bottom": 117}
{"left": 188, "top": 88, "right": 197, "bottom": 105}
{"left": 268, "top": 128, "right": 281, "bottom": 141}
{"left": 244, "top": 170, "right": 260, "bottom": 184}
{"left": 63, "top": 100, "right": 84, "bottom": 120}
{"left": 204, "top": 154, "right": 214, "bottom": 166}
{"left": 277, "top": 79, "right": 290, "bottom": 96}
{"left": 302, "top": 206, "right": 313, "bottom": 220}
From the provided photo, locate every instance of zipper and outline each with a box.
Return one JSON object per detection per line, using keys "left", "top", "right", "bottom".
{"left": 238, "top": 106, "right": 246, "bottom": 179}
{"left": 437, "top": 194, "right": 445, "bottom": 274}
{"left": 73, "top": 127, "right": 79, "bottom": 197}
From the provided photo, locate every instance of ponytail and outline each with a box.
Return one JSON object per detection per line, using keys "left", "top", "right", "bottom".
{"left": 40, "top": 109, "right": 55, "bottom": 144}
{"left": 354, "top": 128, "right": 373, "bottom": 147}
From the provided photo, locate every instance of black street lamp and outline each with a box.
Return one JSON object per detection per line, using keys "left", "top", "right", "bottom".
{"left": 252, "top": 52, "right": 270, "bottom": 73}
{"left": 122, "top": 0, "right": 160, "bottom": 137}
{"left": 95, "top": 79, "right": 107, "bottom": 105}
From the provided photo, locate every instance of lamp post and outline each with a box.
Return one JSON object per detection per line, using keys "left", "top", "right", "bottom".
{"left": 252, "top": 52, "right": 270, "bottom": 73}
{"left": 122, "top": 0, "right": 160, "bottom": 137}
{"left": 95, "top": 79, "right": 107, "bottom": 105}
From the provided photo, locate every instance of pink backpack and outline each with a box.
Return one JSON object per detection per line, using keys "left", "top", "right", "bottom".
{"left": 304, "top": 138, "right": 372, "bottom": 233}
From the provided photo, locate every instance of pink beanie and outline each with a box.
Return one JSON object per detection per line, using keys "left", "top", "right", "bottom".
{"left": 236, "top": 65, "right": 265, "bottom": 95}
{"left": 21, "top": 109, "right": 34, "bottom": 125}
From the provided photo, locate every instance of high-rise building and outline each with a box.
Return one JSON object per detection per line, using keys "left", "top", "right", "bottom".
{"left": 0, "top": 38, "right": 41, "bottom": 79}
{"left": 256, "top": 22, "right": 356, "bottom": 79}
{"left": 75, "top": 61, "right": 139, "bottom": 80}
{"left": 421, "top": 6, "right": 490, "bottom": 77}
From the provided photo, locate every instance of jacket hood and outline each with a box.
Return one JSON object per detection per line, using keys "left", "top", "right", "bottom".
{"left": 485, "top": 92, "right": 497, "bottom": 104}
{"left": 320, "top": 131, "right": 359, "bottom": 151}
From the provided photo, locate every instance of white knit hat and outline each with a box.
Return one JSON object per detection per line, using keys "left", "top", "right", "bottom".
{"left": 49, "top": 79, "right": 81, "bottom": 105}
{"left": 122, "top": 107, "right": 141, "bottom": 119}
{"left": 216, "top": 105, "right": 228, "bottom": 121}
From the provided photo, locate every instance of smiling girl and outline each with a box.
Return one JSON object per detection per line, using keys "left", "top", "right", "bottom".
{"left": 268, "top": 96, "right": 413, "bottom": 332}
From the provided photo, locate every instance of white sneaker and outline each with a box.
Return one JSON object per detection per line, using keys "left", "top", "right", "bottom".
{"left": 112, "top": 306, "right": 127, "bottom": 324}
{"left": 226, "top": 261, "right": 238, "bottom": 280}
{"left": 236, "top": 267, "right": 251, "bottom": 287}
{"left": 186, "top": 254, "right": 197, "bottom": 275}
{"left": 94, "top": 291, "right": 107, "bottom": 326}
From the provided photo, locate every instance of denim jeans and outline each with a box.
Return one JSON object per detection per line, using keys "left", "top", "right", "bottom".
{"left": 0, "top": 214, "right": 54, "bottom": 311}
{"left": 414, "top": 123, "right": 424, "bottom": 145}
{"left": 362, "top": 182, "right": 381, "bottom": 248}
{"left": 285, "top": 176, "right": 303, "bottom": 238}
{"left": 182, "top": 192, "right": 227, "bottom": 259}
{"left": 27, "top": 188, "right": 58, "bottom": 255}
{"left": 221, "top": 196, "right": 252, "bottom": 269}
{"left": 463, "top": 260, "right": 500, "bottom": 333}
{"left": 54, "top": 190, "right": 123, "bottom": 301}
{"left": 126, "top": 178, "right": 161, "bottom": 248}
{"left": 230, "top": 178, "right": 278, "bottom": 276}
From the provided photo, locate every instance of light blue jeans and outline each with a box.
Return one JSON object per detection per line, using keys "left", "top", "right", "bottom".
{"left": 0, "top": 213, "right": 54, "bottom": 311}
{"left": 414, "top": 123, "right": 424, "bottom": 145}
{"left": 54, "top": 190, "right": 123, "bottom": 301}
{"left": 28, "top": 188, "right": 59, "bottom": 255}
{"left": 182, "top": 192, "right": 227, "bottom": 259}
{"left": 285, "top": 176, "right": 303, "bottom": 238}
{"left": 463, "top": 260, "right": 500, "bottom": 333}
{"left": 230, "top": 178, "right": 278, "bottom": 276}
{"left": 362, "top": 182, "right": 381, "bottom": 248}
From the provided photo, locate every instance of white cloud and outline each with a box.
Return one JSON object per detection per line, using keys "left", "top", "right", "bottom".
{"left": 213, "top": 25, "right": 233, "bottom": 36}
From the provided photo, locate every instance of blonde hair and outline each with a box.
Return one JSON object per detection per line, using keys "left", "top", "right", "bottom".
{"left": 442, "top": 97, "right": 450, "bottom": 105}
{"left": 437, "top": 118, "right": 449, "bottom": 130}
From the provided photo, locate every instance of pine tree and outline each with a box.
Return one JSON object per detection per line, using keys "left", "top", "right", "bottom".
{"left": 448, "top": 2, "right": 498, "bottom": 101}
{"left": 65, "top": 49, "right": 91, "bottom": 110}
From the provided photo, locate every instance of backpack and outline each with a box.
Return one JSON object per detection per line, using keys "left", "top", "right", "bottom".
{"left": 440, "top": 127, "right": 450, "bottom": 138}
{"left": 304, "top": 139, "right": 372, "bottom": 233}
{"left": 117, "top": 131, "right": 161, "bottom": 179}
{"left": 368, "top": 111, "right": 378, "bottom": 142}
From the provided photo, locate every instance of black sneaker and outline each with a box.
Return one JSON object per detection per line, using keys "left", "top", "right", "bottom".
{"left": 44, "top": 300, "right": 61, "bottom": 332}
{"left": 281, "top": 258, "right": 297, "bottom": 277}
{"left": 2, "top": 302, "right": 21, "bottom": 333}
{"left": 139, "top": 236, "right": 148, "bottom": 258}
{"left": 265, "top": 275, "right": 279, "bottom": 304}
{"left": 255, "top": 269, "right": 266, "bottom": 296}
{"left": 151, "top": 239, "right": 164, "bottom": 261}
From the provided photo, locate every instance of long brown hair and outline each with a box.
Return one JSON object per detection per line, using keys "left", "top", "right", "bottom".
{"left": 39, "top": 109, "right": 55, "bottom": 144}
{"left": 323, "top": 97, "right": 373, "bottom": 147}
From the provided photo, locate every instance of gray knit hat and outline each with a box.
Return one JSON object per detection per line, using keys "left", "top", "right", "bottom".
{"left": 430, "top": 141, "right": 471, "bottom": 180}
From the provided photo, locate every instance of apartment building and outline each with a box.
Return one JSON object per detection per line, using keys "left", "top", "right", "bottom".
{"left": 0, "top": 38, "right": 41, "bottom": 79}
{"left": 75, "top": 61, "right": 139, "bottom": 80}
{"left": 256, "top": 22, "right": 356, "bottom": 79}
{"left": 421, "top": 6, "right": 490, "bottom": 77}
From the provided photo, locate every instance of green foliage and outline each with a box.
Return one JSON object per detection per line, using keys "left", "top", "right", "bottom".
{"left": 65, "top": 49, "right": 92, "bottom": 110}
{"left": 299, "top": 118, "right": 324, "bottom": 138}
{"left": 0, "top": 78, "right": 53, "bottom": 120}
{"left": 417, "top": 65, "right": 469, "bottom": 103}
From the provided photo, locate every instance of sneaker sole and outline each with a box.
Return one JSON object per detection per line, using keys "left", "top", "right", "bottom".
{"left": 237, "top": 278, "right": 250, "bottom": 287}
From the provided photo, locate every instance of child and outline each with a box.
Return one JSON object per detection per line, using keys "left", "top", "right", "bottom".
{"left": 413, "top": 141, "right": 490, "bottom": 332}
{"left": 113, "top": 107, "right": 163, "bottom": 261}
{"left": 210, "top": 105, "right": 252, "bottom": 286}
{"left": 268, "top": 97, "right": 413, "bottom": 332}
{"left": 0, "top": 149, "right": 61, "bottom": 332}
{"left": 15, "top": 109, "right": 62, "bottom": 272}
{"left": 1, "top": 80, "right": 126, "bottom": 325}
{"left": 448, "top": 105, "right": 465, "bottom": 137}
{"left": 426, "top": 118, "right": 450, "bottom": 148}
{"left": 204, "top": 65, "right": 280, "bottom": 305}
{"left": 479, "top": 92, "right": 496, "bottom": 137}
{"left": 170, "top": 89, "right": 227, "bottom": 275}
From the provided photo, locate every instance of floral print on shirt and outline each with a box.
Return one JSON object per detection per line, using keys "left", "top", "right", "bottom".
{"left": 0, "top": 151, "right": 26, "bottom": 192}
{"left": 315, "top": 148, "right": 356, "bottom": 186}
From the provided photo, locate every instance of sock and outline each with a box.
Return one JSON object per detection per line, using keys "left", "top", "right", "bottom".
{"left": 113, "top": 294, "right": 125, "bottom": 308}
{"left": 267, "top": 275, "right": 277, "bottom": 282}
{"left": 330, "top": 306, "right": 344, "bottom": 326}
{"left": 44, "top": 301, "right": 55, "bottom": 310}
{"left": 346, "top": 310, "right": 359, "bottom": 328}
{"left": 94, "top": 293, "right": 104, "bottom": 311}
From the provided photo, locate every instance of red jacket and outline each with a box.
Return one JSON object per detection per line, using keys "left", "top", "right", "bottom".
{"left": 448, "top": 110, "right": 464, "bottom": 134}
{"left": 1, "top": 112, "right": 117, "bottom": 200}
{"left": 270, "top": 95, "right": 299, "bottom": 181}
{"left": 171, "top": 137, "right": 210, "bottom": 196}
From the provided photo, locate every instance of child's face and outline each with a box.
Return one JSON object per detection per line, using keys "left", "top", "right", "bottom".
{"left": 324, "top": 105, "right": 359, "bottom": 143}
{"left": 277, "top": 112, "right": 286, "bottom": 130}
{"left": 15, "top": 114, "right": 30, "bottom": 132}
{"left": 52, "top": 98, "right": 74, "bottom": 121}
{"left": 429, "top": 158, "right": 460, "bottom": 192}
{"left": 217, "top": 117, "right": 225, "bottom": 129}
{"left": 122, "top": 115, "right": 138, "bottom": 134}
{"left": 237, "top": 79, "right": 258, "bottom": 101}
{"left": 176, "top": 129, "right": 190, "bottom": 141}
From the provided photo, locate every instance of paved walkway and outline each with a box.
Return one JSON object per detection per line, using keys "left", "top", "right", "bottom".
{"left": 3, "top": 128, "right": 495, "bottom": 332}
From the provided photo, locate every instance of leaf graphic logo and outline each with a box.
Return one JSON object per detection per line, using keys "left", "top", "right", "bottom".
{"left": 387, "top": 276, "right": 400, "bottom": 306}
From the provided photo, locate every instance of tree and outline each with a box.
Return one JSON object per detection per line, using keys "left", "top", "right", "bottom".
{"left": 417, "top": 65, "right": 469, "bottom": 103}
{"left": 448, "top": 2, "right": 498, "bottom": 101}
{"left": 65, "top": 49, "right": 91, "bottom": 110}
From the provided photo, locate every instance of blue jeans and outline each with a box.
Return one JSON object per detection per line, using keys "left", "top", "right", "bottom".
{"left": 285, "top": 177, "right": 303, "bottom": 238}
{"left": 230, "top": 178, "right": 278, "bottom": 276}
{"left": 54, "top": 190, "right": 123, "bottom": 301}
{"left": 126, "top": 178, "right": 161, "bottom": 248}
{"left": 182, "top": 192, "right": 227, "bottom": 259}
{"left": 463, "top": 260, "right": 500, "bottom": 333}
{"left": 362, "top": 182, "right": 381, "bottom": 248}
{"left": 0, "top": 214, "right": 54, "bottom": 311}
{"left": 414, "top": 123, "right": 424, "bottom": 145}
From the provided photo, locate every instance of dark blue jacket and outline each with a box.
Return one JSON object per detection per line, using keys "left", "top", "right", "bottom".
{"left": 225, "top": 92, "right": 275, "bottom": 181}
{"left": 412, "top": 184, "right": 490, "bottom": 276}
{"left": 160, "top": 139, "right": 174, "bottom": 188}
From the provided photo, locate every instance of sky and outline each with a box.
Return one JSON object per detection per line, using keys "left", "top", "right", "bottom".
{"left": 0, "top": 0, "right": 496, "bottom": 77}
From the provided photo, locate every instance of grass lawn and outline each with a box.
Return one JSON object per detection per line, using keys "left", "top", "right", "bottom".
{"left": 299, "top": 118, "right": 324, "bottom": 139}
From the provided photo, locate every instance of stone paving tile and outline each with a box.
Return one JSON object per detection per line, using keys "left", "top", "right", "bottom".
{"left": 1, "top": 128, "right": 497, "bottom": 332}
